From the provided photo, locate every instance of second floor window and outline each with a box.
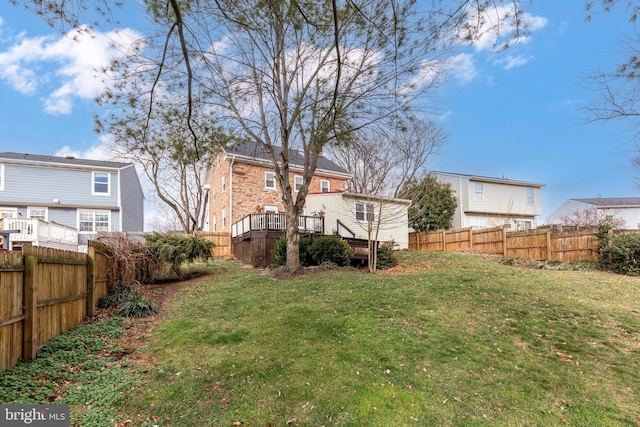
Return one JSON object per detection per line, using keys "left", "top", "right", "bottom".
{"left": 474, "top": 182, "right": 484, "bottom": 201}
{"left": 92, "top": 172, "right": 110, "bottom": 195}
{"left": 320, "top": 180, "right": 330, "bottom": 193}
{"left": 222, "top": 175, "right": 226, "bottom": 193}
{"left": 265, "top": 171, "right": 276, "bottom": 189}
{"left": 294, "top": 175, "right": 303, "bottom": 192}
{"left": 527, "top": 188, "right": 534, "bottom": 204}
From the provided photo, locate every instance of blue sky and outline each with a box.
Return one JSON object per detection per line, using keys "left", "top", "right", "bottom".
{"left": 0, "top": 2, "right": 637, "bottom": 223}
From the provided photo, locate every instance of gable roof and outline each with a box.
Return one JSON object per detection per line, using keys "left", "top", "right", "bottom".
{"left": 433, "top": 171, "right": 544, "bottom": 188}
{"left": 0, "top": 152, "right": 133, "bottom": 169}
{"left": 571, "top": 197, "right": 640, "bottom": 207}
{"left": 223, "top": 141, "right": 351, "bottom": 177}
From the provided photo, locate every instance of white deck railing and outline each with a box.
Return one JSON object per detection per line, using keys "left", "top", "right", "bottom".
{"left": 231, "top": 213, "right": 324, "bottom": 237}
{"left": 0, "top": 218, "right": 79, "bottom": 251}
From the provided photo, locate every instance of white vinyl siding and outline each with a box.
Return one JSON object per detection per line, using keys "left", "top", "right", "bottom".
{"left": 78, "top": 210, "right": 110, "bottom": 233}
{"left": 0, "top": 164, "right": 4, "bottom": 190}
{"left": 92, "top": 172, "right": 110, "bottom": 195}
{"left": 265, "top": 171, "right": 276, "bottom": 190}
{"left": 320, "top": 180, "right": 330, "bottom": 193}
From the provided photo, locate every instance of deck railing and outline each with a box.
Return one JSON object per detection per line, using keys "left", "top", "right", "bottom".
{"left": 231, "top": 213, "right": 324, "bottom": 237}
{"left": 0, "top": 218, "right": 78, "bottom": 250}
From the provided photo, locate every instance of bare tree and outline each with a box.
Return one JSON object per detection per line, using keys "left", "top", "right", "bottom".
{"left": 559, "top": 205, "right": 627, "bottom": 229}
{"left": 15, "top": 0, "right": 533, "bottom": 272}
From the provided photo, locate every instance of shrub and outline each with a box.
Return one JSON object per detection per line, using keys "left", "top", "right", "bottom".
{"left": 272, "top": 235, "right": 312, "bottom": 267}
{"left": 309, "top": 236, "right": 353, "bottom": 267}
{"left": 598, "top": 229, "right": 640, "bottom": 275}
{"left": 116, "top": 291, "right": 159, "bottom": 318}
{"left": 145, "top": 232, "right": 214, "bottom": 279}
{"left": 376, "top": 243, "right": 398, "bottom": 270}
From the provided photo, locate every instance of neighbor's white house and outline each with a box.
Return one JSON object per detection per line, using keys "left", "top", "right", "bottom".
{"left": 304, "top": 191, "right": 412, "bottom": 249}
{"left": 547, "top": 197, "right": 640, "bottom": 229}
{"left": 433, "top": 171, "right": 544, "bottom": 230}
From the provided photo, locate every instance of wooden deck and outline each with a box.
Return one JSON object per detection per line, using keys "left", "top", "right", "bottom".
{"left": 231, "top": 213, "right": 374, "bottom": 267}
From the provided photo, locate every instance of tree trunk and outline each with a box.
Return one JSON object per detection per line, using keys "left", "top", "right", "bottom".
{"left": 285, "top": 208, "right": 302, "bottom": 272}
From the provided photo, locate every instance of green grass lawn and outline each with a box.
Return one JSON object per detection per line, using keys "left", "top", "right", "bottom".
{"left": 118, "top": 252, "right": 640, "bottom": 426}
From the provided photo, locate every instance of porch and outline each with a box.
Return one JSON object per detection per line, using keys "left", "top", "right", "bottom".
{"left": 230, "top": 213, "right": 373, "bottom": 267}
{"left": 0, "top": 218, "right": 79, "bottom": 251}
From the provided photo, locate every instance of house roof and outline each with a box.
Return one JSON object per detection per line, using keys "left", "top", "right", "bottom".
{"left": 307, "top": 190, "right": 412, "bottom": 205}
{"left": 223, "top": 141, "right": 351, "bottom": 177}
{"left": 432, "top": 171, "right": 544, "bottom": 188}
{"left": 571, "top": 197, "right": 640, "bottom": 207}
{"left": 0, "top": 152, "right": 133, "bottom": 169}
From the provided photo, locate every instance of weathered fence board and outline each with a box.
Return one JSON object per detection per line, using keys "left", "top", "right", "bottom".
{"left": 409, "top": 226, "right": 605, "bottom": 262}
{"left": 0, "top": 240, "right": 140, "bottom": 372}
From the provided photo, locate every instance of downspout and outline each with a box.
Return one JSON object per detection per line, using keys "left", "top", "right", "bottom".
{"left": 117, "top": 169, "right": 122, "bottom": 232}
{"left": 458, "top": 176, "right": 464, "bottom": 228}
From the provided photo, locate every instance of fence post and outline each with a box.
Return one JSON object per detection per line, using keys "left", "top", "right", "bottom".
{"left": 502, "top": 227, "right": 508, "bottom": 257}
{"left": 442, "top": 230, "right": 446, "bottom": 251}
{"left": 23, "top": 255, "right": 38, "bottom": 360}
{"left": 87, "top": 244, "right": 96, "bottom": 318}
{"left": 469, "top": 228, "right": 474, "bottom": 250}
{"left": 545, "top": 230, "right": 552, "bottom": 261}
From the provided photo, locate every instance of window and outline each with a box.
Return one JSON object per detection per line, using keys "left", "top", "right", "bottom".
{"left": 222, "top": 208, "right": 226, "bottom": 229}
{"left": 221, "top": 175, "right": 226, "bottom": 193}
{"left": 355, "top": 202, "right": 375, "bottom": 222}
{"left": 213, "top": 215, "right": 217, "bottom": 232}
{"left": 474, "top": 182, "right": 484, "bottom": 201}
{"left": 265, "top": 171, "right": 276, "bottom": 189}
{"left": 264, "top": 204, "right": 278, "bottom": 213}
{"left": 28, "top": 207, "right": 47, "bottom": 221}
{"left": 527, "top": 188, "right": 534, "bottom": 205}
{"left": 212, "top": 186, "right": 216, "bottom": 201}
{"left": 79, "top": 210, "right": 110, "bottom": 233}
{"left": 294, "top": 175, "right": 303, "bottom": 192}
{"left": 92, "top": 172, "right": 110, "bottom": 195}
{"left": 517, "top": 220, "right": 532, "bottom": 231}
{"left": 0, "top": 208, "right": 16, "bottom": 218}
{"left": 320, "top": 180, "right": 330, "bottom": 193}
{"left": 470, "top": 216, "right": 488, "bottom": 230}
{"left": 0, "top": 164, "right": 4, "bottom": 190}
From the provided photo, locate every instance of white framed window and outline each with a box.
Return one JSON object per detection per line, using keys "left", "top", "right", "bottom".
{"left": 294, "top": 175, "right": 303, "bottom": 192}
{"left": 474, "top": 182, "right": 484, "bottom": 201}
{"left": 264, "top": 204, "right": 278, "bottom": 213}
{"left": 0, "top": 208, "right": 17, "bottom": 218}
{"left": 527, "top": 188, "right": 534, "bottom": 205}
{"left": 470, "top": 216, "right": 488, "bottom": 230}
{"left": 0, "top": 164, "right": 4, "bottom": 191}
{"left": 517, "top": 220, "right": 532, "bottom": 231}
{"left": 28, "top": 207, "right": 48, "bottom": 221}
{"left": 265, "top": 171, "right": 276, "bottom": 190}
{"left": 355, "top": 202, "right": 375, "bottom": 222}
{"left": 78, "top": 210, "right": 110, "bottom": 233}
{"left": 213, "top": 214, "right": 217, "bottom": 232}
{"left": 222, "top": 207, "right": 226, "bottom": 229}
{"left": 221, "top": 175, "right": 226, "bottom": 193}
{"left": 92, "top": 172, "right": 110, "bottom": 195}
{"left": 212, "top": 185, "right": 216, "bottom": 201}
{"left": 320, "top": 179, "right": 330, "bottom": 193}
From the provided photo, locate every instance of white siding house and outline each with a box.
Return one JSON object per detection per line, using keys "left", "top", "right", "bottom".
{"left": 547, "top": 197, "right": 640, "bottom": 229}
{"left": 305, "top": 192, "right": 411, "bottom": 249}
{"left": 433, "top": 171, "right": 544, "bottom": 230}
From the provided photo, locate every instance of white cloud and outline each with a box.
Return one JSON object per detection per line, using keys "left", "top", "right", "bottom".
{"left": 448, "top": 53, "right": 478, "bottom": 83}
{"left": 54, "top": 142, "right": 115, "bottom": 161}
{"left": 0, "top": 25, "right": 142, "bottom": 115}
{"left": 493, "top": 54, "right": 534, "bottom": 70}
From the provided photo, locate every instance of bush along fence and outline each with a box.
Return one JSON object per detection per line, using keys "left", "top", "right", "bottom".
{"left": 408, "top": 226, "right": 613, "bottom": 262}
{"left": 0, "top": 241, "right": 143, "bottom": 372}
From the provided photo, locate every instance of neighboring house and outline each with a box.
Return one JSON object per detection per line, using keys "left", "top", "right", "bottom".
{"left": 547, "top": 197, "right": 640, "bottom": 229}
{"left": 0, "top": 152, "right": 144, "bottom": 250}
{"left": 304, "top": 192, "right": 411, "bottom": 249}
{"left": 433, "top": 171, "right": 544, "bottom": 230}
{"left": 208, "top": 141, "right": 352, "bottom": 231}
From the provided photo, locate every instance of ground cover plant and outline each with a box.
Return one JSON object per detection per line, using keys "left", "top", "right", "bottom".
{"left": 118, "top": 252, "right": 640, "bottom": 426}
{"left": 0, "top": 317, "right": 141, "bottom": 427}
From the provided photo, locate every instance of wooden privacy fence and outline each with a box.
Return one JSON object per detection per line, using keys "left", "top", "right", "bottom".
{"left": 195, "top": 231, "right": 232, "bottom": 258}
{"left": 409, "top": 226, "right": 604, "bottom": 262}
{"left": 0, "top": 241, "right": 130, "bottom": 372}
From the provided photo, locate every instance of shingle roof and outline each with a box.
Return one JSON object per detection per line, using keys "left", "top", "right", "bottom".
{"left": 223, "top": 141, "right": 350, "bottom": 176}
{"left": 0, "top": 152, "right": 133, "bottom": 169}
{"left": 572, "top": 197, "right": 640, "bottom": 207}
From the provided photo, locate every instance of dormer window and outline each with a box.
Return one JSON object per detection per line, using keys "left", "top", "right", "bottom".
{"left": 265, "top": 171, "right": 276, "bottom": 190}
{"left": 92, "top": 172, "right": 110, "bottom": 195}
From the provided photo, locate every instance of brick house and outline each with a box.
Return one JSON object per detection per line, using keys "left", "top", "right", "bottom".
{"left": 208, "top": 141, "right": 352, "bottom": 232}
